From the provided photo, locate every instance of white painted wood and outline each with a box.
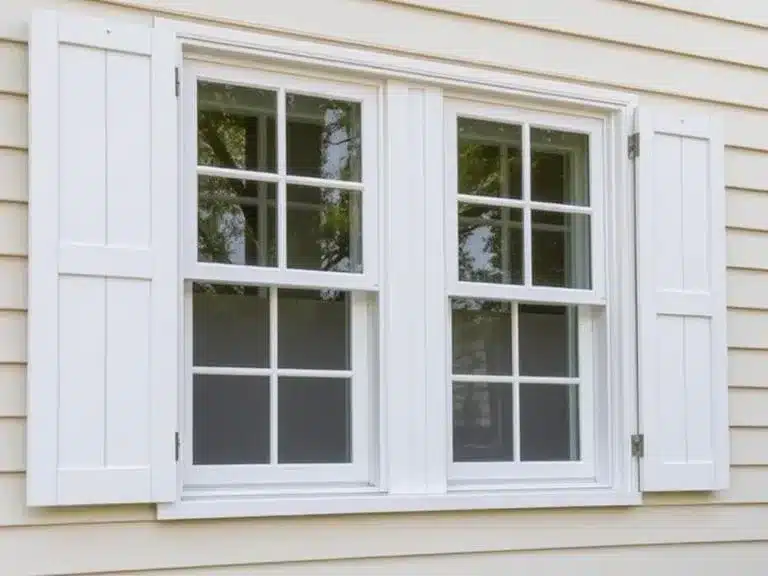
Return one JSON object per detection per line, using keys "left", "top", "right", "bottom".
{"left": 381, "top": 81, "right": 425, "bottom": 494}
{"left": 636, "top": 108, "right": 728, "bottom": 491}
{"left": 26, "top": 10, "right": 179, "bottom": 506}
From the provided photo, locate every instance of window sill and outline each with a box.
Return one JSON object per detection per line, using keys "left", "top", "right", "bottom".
{"left": 157, "top": 487, "right": 641, "bottom": 520}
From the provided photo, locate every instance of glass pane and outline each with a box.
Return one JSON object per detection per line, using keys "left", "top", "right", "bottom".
{"left": 287, "top": 185, "right": 362, "bottom": 273}
{"left": 197, "top": 81, "right": 277, "bottom": 173}
{"left": 278, "top": 289, "right": 349, "bottom": 370}
{"left": 193, "top": 284, "right": 270, "bottom": 368}
{"left": 458, "top": 203, "right": 523, "bottom": 284}
{"left": 193, "top": 375, "right": 270, "bottom": 465}
{"left": 519, "top": 305, "right": 578, "bottom": 377}
{"left": 530, "top": 128, "right": 589, "bottom": 206}
{"left": 286, "top": 94, "right": 362, "bottom": 182}
{"left": 457, "top": 117, "right": 522, "bottom": 200}
{"left": 453, "top": 382, "right": 514, "bottom": 462}
{"left": 278, "top": 377, "right": 351, "bottom": 463}
{"left": 452, "top": 299, "right": 512, "bottom": 375}
{"left": 532, "top": 211, "right": 591, "bottom": 288}
{"left": 197, "top": 176, "right": 277, "bottom": 267}
{"left": 520, "top": 383, "right": 580, "bottom": 461}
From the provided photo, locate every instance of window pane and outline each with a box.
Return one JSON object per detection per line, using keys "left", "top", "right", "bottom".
{"left": 457, "top": 117, "right": 522, "bottom": 200}
{"left": 453, "top": 382, "right": 514, "bottom": 462}
{"left": 520, "top": 383, "right": 579, "bottom": 461}
{"left": 519, "top": 305, "right": 578, "bottom": 377}
{"left": 532, "top": 211, "right": 591, "bottom": 288}
{"left": 531, "top": 128, "right": 589, "bottom": 206}
{"left": 197, "top": 81, "right": 277, "bottom": 173}
{"left": 458, "top": 204, "right": 523, "bottom": 284}
{"left": 198, "top": 176, "right": 277, "bottom": 267}
{"left": 278, "top": 377, "right": 351, "bottom": 463}
{"left": 287, "top": 185, "right": 362, "bottom": 273}
{"left": 193, "top": 375, "right": 270, "bottom": 465}
{"left": 278, "top": 289, "right": 349, "bottom": 370}
{"left": 286, "top": 94, "right": 362, "bottom": 182}
{"left": 193, "top": 284, "right": 269, "bottom": 368}
{"left": 452, "top": 299, "right": 512, "bottom": 375}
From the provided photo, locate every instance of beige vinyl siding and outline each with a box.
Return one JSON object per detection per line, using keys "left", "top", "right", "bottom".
{"left": 91, "top": 541, "right": 768, "bottom": 576}
{"left": 623, "top": 0, "right": 768, "bottom": 28}
{"left": 1, "top": 0, "right": 768, "bottom": 573}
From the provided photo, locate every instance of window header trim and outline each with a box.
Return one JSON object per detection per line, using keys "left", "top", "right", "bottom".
{"left": 154, "top": 17, "right": 638, "bottom": 113}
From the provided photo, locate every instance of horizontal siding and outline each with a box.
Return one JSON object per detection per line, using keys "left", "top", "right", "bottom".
{"left": 12, "top": 0, "right": 768, "bottom": 109}
{"left": 0, "top": 93, "right": 25, "bottom": 149}
{"left": 727, "top": 269, "right": 768, "bottom": 309}
{"left": 0, "top": 311, "right": 24, "bottom": 363}
{"left": 731, "top": 428, "right": 768, "bottom": 466}
{"left": 0, "top": 256, "right": 25, "bottom": 310}
{"left": 0, "top": 40, "right": 24, "bottom": 95}
{"left": 0, "top": 419, "right": 23, "bottom": 472}
{"left": 0, "top": 364, "right": 24, "bottom": 417}
{"left": 5, "top": 504, "right": 768, "bottom": 574}
{"left": 384, "top": 0, "right": 768, "bottom": 69}
{"left": 728, "top": 189, "right": 768, "bottom": 230}
{"left": 0, "top": 149, "right": 27, "bottom": 202}
{"left": 730, "top": 389, "right": 768, "bottom": 428}
{"left": 728, "top": 310, "right": 768, "bottom": 349}
{"left": 727, "top": 230, "right": 768, "bottom": 271}
{"left": 0, "top": 202, "right": 26, "bottom": 257}
{"left": 96, "top": 541, "right": 768, "bottom": 576}
{"left": 625, "top": 0, "right": 768, "bottom": 28}
{"left": 728, "top": 349, "right": 768, "bottom": 389}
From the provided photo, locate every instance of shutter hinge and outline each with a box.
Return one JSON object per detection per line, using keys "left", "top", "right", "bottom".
{"left": 174, "top": 431, "right": 180, "bottom": 461}
{"left": 631, "top": 434, "right": 644, "bottom": 458}
{"left": 628, "top": 132, "right": 640, "bottom": 159}
{"left": 174, "top": 66, "right": 180, "bottom": 98}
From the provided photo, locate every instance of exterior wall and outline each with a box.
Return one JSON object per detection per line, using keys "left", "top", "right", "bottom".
{"left": 1, "top": 0, "right": 768, "bottom": 573}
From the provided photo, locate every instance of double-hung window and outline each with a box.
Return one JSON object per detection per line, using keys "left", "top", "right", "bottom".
{"left": 182, "top": 63, "right": 379, "bottom": 491}
{"left": 444, "top": 102, "right": 605, "bottom": 487}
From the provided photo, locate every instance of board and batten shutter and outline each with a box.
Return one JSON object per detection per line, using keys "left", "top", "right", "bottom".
{"left": 635, "top": 109, "right": 729, "bottom": 492}
{"left": 27, "top": 10, "right": 179, "bottom": 506}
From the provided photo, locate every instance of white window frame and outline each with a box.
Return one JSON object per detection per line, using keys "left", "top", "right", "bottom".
{"left": 181, "top": 59, "right": 382, "bottom": 492}
{"left": 157, "top": 17, "right": 640, "bottom": 520}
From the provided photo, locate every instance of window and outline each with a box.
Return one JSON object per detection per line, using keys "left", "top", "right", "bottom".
{"left": 183, "top": 64, "right": 379, "bottom": 490}
{"left": 444, "top": 102, "right": 606, "bottom": 487}
{"left": 27, "top": 11, "right": 729, "bottom": 516}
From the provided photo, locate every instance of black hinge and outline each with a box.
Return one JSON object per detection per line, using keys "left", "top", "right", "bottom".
{"left": 631, "top": 434, "right": 644, "bottom": 458}
{"left": 174, "top": 67, "right": 180, "bottom": 98}
{"left": 174, "top": 432, "right": 180, "bottom": 461}
{"left": 628, "top": 133, "right": 640, "bottom": 159}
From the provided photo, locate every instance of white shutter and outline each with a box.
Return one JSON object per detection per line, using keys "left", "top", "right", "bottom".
{"left": 635, "top": 109, "right": 728, "bottom": 492}
{"left": 27, "top": 11, "right": 179, "bottom": 506}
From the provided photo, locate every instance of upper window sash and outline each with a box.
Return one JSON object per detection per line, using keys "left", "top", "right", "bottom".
{"left": 444, "top": 99, "right": 607, "bottom": 306}
{"left": 182, "top": 61, "right": 381, "bottom": 292}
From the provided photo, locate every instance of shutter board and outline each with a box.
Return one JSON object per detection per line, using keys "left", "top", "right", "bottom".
{"left": 635, "top": 109, "right": 728, "bottom": 492}
{"left": 27, "top": 10, "right": 179, "bottom": 506}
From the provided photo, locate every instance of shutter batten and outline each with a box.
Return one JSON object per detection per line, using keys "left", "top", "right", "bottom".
{"left": 27, "top": 11, "right": 179, "bottom": 506}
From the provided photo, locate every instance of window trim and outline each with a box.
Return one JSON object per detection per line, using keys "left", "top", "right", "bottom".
{"left": 156, "top": 17, "right": 639, "bottom": 520}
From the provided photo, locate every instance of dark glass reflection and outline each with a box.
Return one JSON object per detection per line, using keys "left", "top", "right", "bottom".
{"left": 193, "top": 374, "right": 270, "bottom": 465}
{"left": 453, "top": 382, "right": 514, "bottom": 462}
{"left": 278, "top": 377, "right": 351, "bottom": 464}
